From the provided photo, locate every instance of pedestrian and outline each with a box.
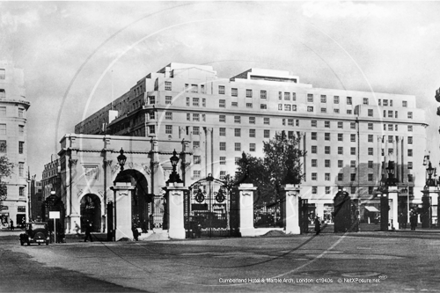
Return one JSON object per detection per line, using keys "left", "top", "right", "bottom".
{"left": 141, "top": 220, "right": 148, "bottom": 233}
{"left": 74, "top": 221, "right": 80, "bottom": 236}
{"left": 21, "top": 217, "right": 25, "bottom": 228}
{"left": 10, "top": 219, "right": 14, "bottom": 231}
{"left": 149, "top": 214, "right": 154, "bottom": 230}
{"left": 84, "top": 220, "right": 93, "bottom": 242}
{"left": 132, "top": 225, "right": 139, "bottom": 241}
{"left": 410, "top": 210, "right": 417, "bottom": 231}
{"left": 314, "top": 217, "right": 321, "bottom": 235}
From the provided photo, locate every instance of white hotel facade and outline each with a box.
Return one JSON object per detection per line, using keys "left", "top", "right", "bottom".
{"left": 75, "top": 63, "right": 428, "bottom": 222}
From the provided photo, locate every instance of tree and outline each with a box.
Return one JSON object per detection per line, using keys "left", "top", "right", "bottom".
{"left": 235, "top": 131, "right": 305, "bottom": 208}
{"left": 0, "top": 156, "right": 14, "bottom": 201}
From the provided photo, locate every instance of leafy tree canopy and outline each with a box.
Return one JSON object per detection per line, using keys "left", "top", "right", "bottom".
{"left": 0, "top": 156, "right": 14, "bottom": 201}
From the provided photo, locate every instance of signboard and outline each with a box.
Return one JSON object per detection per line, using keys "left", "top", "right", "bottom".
{"left": 0, "top": 205, "right": 8, "bottom": 210}
{"left": 49, "top": 211, "right": 60, "bottom": 219}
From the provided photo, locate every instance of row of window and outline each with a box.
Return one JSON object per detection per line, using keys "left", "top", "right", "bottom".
{"left": 311, "top": 132, "right": 413, "bottom": 144}
{"left": 0, "top": 140, "right": 25, "bottom": 154}
{"left": 310, "top": 172, "right": 414, "bottom": 183}
{"left": 310, "top": 186, "right": 414, "bottom": 195}
{"left": 0, "top": 124, "right": 25, "bottom": 135}
{"left": 310, "top": 145, "right": 413, "bottom": 157}
{"left": 311, "top": 159, "right": 413, "bottom": 169}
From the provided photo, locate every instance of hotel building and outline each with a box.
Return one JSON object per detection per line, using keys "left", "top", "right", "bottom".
{"left": 0, "top": 61, "right": 31, "bottom": 226}
{"left": 74, "top": 63, "right": 428, "bottom": 224}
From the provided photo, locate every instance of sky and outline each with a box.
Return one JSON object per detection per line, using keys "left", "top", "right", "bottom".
{"left": 1, "top": 1, "right": 440, "bottom": 179}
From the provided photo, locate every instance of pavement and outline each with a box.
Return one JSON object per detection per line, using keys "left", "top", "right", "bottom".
{"left": 2, "top": 227, "right": 440, "bottom": 292}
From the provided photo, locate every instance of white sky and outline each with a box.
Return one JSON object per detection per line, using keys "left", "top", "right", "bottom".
{"left": 1, "top": 1, "right": 440, "bottom": 179}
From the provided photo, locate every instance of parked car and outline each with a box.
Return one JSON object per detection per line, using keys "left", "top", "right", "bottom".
{"left": 19, "top": 222, "right": 50, "bottom": 246}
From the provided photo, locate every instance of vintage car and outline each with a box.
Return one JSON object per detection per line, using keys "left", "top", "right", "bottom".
{"left": 19, "top": 222, "right": 50, "bottom": 246}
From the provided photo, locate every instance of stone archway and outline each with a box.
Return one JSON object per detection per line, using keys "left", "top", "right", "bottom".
{"left": 80, "top": 194, "right": 101, "bottom": 232}
{"left": 114, "top": 169, "right": 151, "bottom": 229}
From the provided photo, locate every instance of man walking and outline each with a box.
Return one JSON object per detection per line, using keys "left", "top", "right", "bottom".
{"left": 84, "top": 220, "right": 93, "bottom": 242}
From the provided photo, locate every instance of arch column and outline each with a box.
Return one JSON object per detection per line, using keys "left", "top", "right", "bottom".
{"left": 110, "top": 183, "right": 135, "bottom": 241}
{"left": 164, "top": 182, "right": 187, "bottom": 239}
{"left": 239, "top": 183, "right": 257, "bottom": 237}
{"left": 283, "top": 184, "right": 301, "bottom": 234}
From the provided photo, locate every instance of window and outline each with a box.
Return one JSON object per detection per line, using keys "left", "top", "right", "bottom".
{"left": 186, "top": 113, "right": 190, "bottom": 121}
{"left": 408, "top": 125, "right": 413, "bottom": 132}
{"left": 191, "top": 84, "right": 197, "bottom": 93}
{"left": 387, "top": 124, "right": 393, "bottom": 131}
{"left": 234, "top": 116, "right": 241, "bottom": 123}
{"left": 279, "top": 92, "right": 282, "bottom": 100}
{"left": 288, "top": 119, "right": 294, "bottom": 126}
{"left": 325, "top": 146, "right": 330, "bottom": 154}
{"left": 408, "top": 149, "right": 413, "bottom": 157}
{"left": 165, "top": 125, "right": 173, "bottom": 134}
{"left": 312, "top": 186, "right": 317, "bottom": 194}
{"left": 368, "top": 109, "right": 373, "bottom": 117}
{"left": 18, "top": 108, "right": 24, "bottom": 118}
{"left": 202, "top": 114, "right": 206, "bottom": 122}
{"left": 311, "top": 146, "right": 317, "bottom": 154}
{"left": 19, "top": 162, "right": 24, "bottom": 177}
{"left": 264, "top": 130, "right": 270, "bottom": 138}
{"left": 324, "top": 121, "right": 330, "bottom": 128}
{"left": 350, "top": 147, "right": 356, "bottom": 155}
{"left": 334, "top": 96, "right": 339, "bottom": 104}
{"left": 260, "top": 90, "right": 267, "bottom": 99}
{"left": 219, "top": 99, "right": 226, "bottom": 108}
{"left": 321, "top": 108, "right": 327, "bottom": 113}
{"left": 192, "top": 126, "right": 199, "bottom": 135}
{"left": 408, "top": 136, "right": 413, "bottom": 144}
{"left": 403, "top": 101, "right": 408, "bottom": 107}
{"left": 363, "top": 97, "right": 369, "bottom": 105}
{"left": 234, "top": 128, "right": 241, "bottom": 137}
{"left": 338, "top": 160, "right": 343, "bottom": 168}
{"left": 408, "top": 112, "right": 413, "bottom": 119}
{"left": 282, "top": 119, "right": 286, "bottom": 126}
{"left": 350, "top": 173, "right": 356, "bottom": 181}
{"left": 193, "top": 114, "right": 199, "bottom": 121}
{"left": 368, "top": 148, "right": 374, "bottom": 156}
{"left": 311, "top": 173, "right": 317, "bottom": 180}
{"left": 148, "top": 125, "right": 155, "bottom": 135}
{"left": 284, "top": 92, "right": 290, "bottom": 100}
{"left": 347, "top": 96, "right": 352, "bottom": 105}
{"left": 202, "top": 98, "right": 206, "bottom": 107}
{"left": 334, "top": 109, "right": 340, "bottom": 113}
{"left": 347, "top": 110, "right": 352, "bottom": 114}
{"left": 388, "top": 110, "right": 393, "bottom": 118}
{"left": 323, "top": 173, "right": 329, "bottom": 181}
{"left": 193, "top": 141, "right": 200, "bottom": 149}
{"left": 219, "top": 142, "right": 226, "bottom": 151}
{"left": 231, "top": 102, "right": 238, "bottom": 107}
{"left": 338, "top": 133, "right": 343, "bottom": 141}
{"left": 292, "top": 105, "right": 297, "bottom": 111}
{"left": 368, "top": 123, "right": 373, "bottom": 130}
{"left": 311, "top": 132, "right": 317, "bottom": 140}
{"left": 368, "top": 134, "right": 374, "bottom": 143}
{"left": 201, "top": 85, "right": 205, "bottom": 94}
{"left": 165, "top": 96, "right": 172, "bottom": 104}
{"left": 260, "top": 104, "right": 267, "bottom": 110}
{"left": 186, "top": 97, "right": 190, "bottom": 106}
{"left": 219, "top": 85, "right": 225, "bottom": 94}
{"left": 246, "top": 89, "right": 252, "bottom": 98}
{"left": 219, "top": 115, "right": 226, "bottom": 123}
{"left": 264, "top": 118, "right": 270, "bottom": 125}
{"left": 337, "top": 121, "right": 343, "bottom": 129}
{"left": 338, "top": 147, "right": 343, "bottom": 155}
{"left": 249, "top": 129, "right": 256, "bottom": 138}
{"left": 0, "top": 69, "right": 4, "bottom": 80}
{"left": 378, "top": 99, "right": 381, "bottom": 106}
{"left": 0, "top": 124, "right": 6, "bottom": 135}
{"left": 19, "top": 141, "right": 24, "bottom": 154}
{"left": 278, "top": 104, "right": 283, "bottom": 111}
{"left": 307, "top": 106, "right": 314, "bottom": 112}
{"left": 350, "top": 134, "right": 356, "bottom": 142}
{"left": 219, "top": 128, "right": 226, "bottom": 136}
{"left": 246, "top": 103, "right": 253, "bottom": 108}
{"left": 321, "top": 95, "right": 327, "bottom": 103}
{"left": 149, "top": 96, "right": 156, "bottom": 104}
{"left": 311, "top": 120, "right": 317, "bottom": 127}
{"left": 0, "top": 140, "right": 6, "bottom": 152}
{"left": 368, "top": 174, "right": 374, "bottom": 181}
{"left": 307, "top": 94, "right": 314, "bottom": 102}
{"left": 351, "top": 187, "right": 356, "bottom": 194}
{"left": 338, "top": 173, "right": 343, "bottom": 181}
{"left": 193, "top": 97, "right": 199, "bottom": 107}
{"left": 235, "top": 143, "right": 241, "bottom": 151}
{"left": 311, "top": 159, "right": 317, "bottom": 167}
{"left": 19, "top": 187, "right": 25, "bottom": 197}
{"left": 350, "top": 122, "right": 356, "bottom": 129}
{"left": 249, "top": 117, "right": 256, "bottom": 124}
{"left": 390, "top": 100, "right": 393, "bottom": 107}
{"left": 325, "top": 160, "right": 331, "bottom": 168}
{"left": 165, "top": 81, "right": 172, "bottom": 91}
{"left": 193, "top": 170, "right": 201, "bottom": 178}
{"left": 408, "top": 162, "right": 413, "bottom": 170}
{"left": 0, "top": 89, "right": 5, "bottom": 99}
{"left": 220, "top": 156, "right": 226, "bottom": 165}
{"left": 194, "top": 156, "right": 201, "bottom": 164}
{"left": 249, "top": 143, "right": 256, "bottom": 152}
{"left": 219, "top": 171, "right": 226, "bottom": 180}
{"left": 292, "top": 92, "right": 296, "bottom": 101}
{"left": 388, "top": 135, "right": 393, "bottom": 143}
{"left": 325, "top": 133, "right": 330, "bottom": 141}
{"left": 368, "top": 161, "right": 373, "bottom": 168}
{"left": 408, "top": 174, "right": 414, "bottom": 183}
{"left": 284, "top": 104, "right": 291, "bottom": 111}
{"left": 350, "top": 160, "right": 356, "bottom": 168}
{"left": 231, "top": 88, "right": 238, "bottom": 97}
{"left": 325, "top": 186, "right": 331, "bottom": 194}
{"left": 288, "top": 131, "right": 294, "bottom": 139}
{"left": 165, "top": 112, "right": 172, "bottom": 120}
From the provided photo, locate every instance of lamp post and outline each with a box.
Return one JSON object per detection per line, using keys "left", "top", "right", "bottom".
{"left": 206, "top": 173, "right": 214, "bottom": 237}
{"left": 112, "top": 148, "right": 127, "bottom": 241}
{"left": 380, "top": 160, "right": 397, "bottom": 231}
{"left": 166, "top": 150, "right": 182, "bottom": 185}
{"left": 422, "top": 161, "right": 436, "bottom": 228}
{"left": 117, "top": 148, "right": 127, "bottom": 172}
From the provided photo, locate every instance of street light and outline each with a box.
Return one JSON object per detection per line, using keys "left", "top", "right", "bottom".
{"left": 379, "top": 160, "right": 397, "bottom": 231}
{"left": 166, "top": 150, "right": 182, "bottom": 184}
{"left": 206, "top": 173, "right": 214, "bottom": 238}
{"left": 422, "top": 161, "right": 437, "bottom": 228}
{"left": 111, "top": 148, "right": 127, "bottom": 241}
{"left": 117, "top": 148, "right": 127, "bottom": 172}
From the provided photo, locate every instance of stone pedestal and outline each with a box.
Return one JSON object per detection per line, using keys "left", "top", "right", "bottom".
{"left": 239, "top": 183, "right": 257, "bottom": 237}
{"left": 110, "top": 183, "right": 135, "bottom": 241}
{"left": 164, "top": 182, "right": 187, "bottom": 239}
{"left": 389, "top": 187, "right": 399, "bottom": 230}
{"left": 283, "top": 184, "right": 301, "bottom": 235}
